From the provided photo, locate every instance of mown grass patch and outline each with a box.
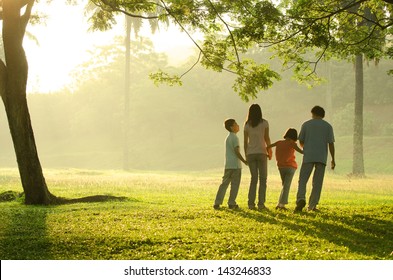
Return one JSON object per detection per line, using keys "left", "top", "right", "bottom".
{"left": 0, "top": 169, "right": 392, "bottom": 260}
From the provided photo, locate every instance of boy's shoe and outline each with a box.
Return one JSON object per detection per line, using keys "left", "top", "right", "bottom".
{"left": 229, "top": 204, "right": 240, "bottom": 210}
{"left": 213, "top": 205, "right": 220, "bottom": 210}
{"left": 294, "top": 199, "right": 306, "bottom": 213}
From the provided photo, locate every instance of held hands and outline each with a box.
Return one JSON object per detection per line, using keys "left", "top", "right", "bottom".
{"left": 267, "top": 148, "right": 273, "bottom": 160}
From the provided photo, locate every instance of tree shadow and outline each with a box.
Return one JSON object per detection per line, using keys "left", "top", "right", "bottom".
{"left": 0, "top": 206, "right": 51, "bottom": 259}
{"left": 0, "top": 191, "right": 23, "bottom": 202}
{"left": 0, "top": 191, "right": 131, "bottom": 205}
{"left": 226, "top": 207, "right": 393, "bottom": 259}
{"left": 51, "top": 195, "right": 131, "bottom": 205}
{"left": 0, "top": 191, "right": 134, "bottom": 259}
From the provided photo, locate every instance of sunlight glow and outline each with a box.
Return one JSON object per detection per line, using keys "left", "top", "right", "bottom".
{"left": 24, "top": 1, "right": 196, "bottom": 94}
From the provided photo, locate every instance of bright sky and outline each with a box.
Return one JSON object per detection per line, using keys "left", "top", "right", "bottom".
{"left": 24, "top": 1, "right": 196, "bottom": 93}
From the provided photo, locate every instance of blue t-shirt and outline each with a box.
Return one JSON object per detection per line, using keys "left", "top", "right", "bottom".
{"left": 299, "top": 119, "right": 335, "bottom": 165}
{"left": 225, "top": 132, "right": 242, "bottom": 169}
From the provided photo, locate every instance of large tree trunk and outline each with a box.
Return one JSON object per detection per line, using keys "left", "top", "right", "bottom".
{"left": 352, "top": 54, "right": 365, "bottom": 176}
{"left": 1, "top": 0, "right": 52, "bottom": 204}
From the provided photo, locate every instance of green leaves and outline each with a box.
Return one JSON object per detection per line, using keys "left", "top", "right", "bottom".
{"left": 88, "top": 7, "right": 117, "bottom": 31}
{"left": 231, "top": 60, "right": 281, "bottom": 102}
{"left": 149, "top": 70, "right": 183, "bottom": 87}
{"left": 87, "top": 0, "right": 393, "bottom": 101}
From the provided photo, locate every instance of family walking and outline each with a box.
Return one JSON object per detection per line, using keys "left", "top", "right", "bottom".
{"left": 213, "top": 104, "right": 336, "bottom": 212}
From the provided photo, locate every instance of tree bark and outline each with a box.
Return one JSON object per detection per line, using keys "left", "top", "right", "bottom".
{"left": 352, "top": 54, "right": 365, "bottom": 176}
{"left": 2, "top": 0, "right": 52, "bottom": 204}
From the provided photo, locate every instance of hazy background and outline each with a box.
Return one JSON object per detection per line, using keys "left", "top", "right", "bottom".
{"left": 0, "top": 47, "right": 391, "bottom": 174}
{"left": 0, "top": 2, "right": 392, "bottom": 175}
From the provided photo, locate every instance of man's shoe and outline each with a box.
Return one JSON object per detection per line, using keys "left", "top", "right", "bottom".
{"left": 294, "top": 199, "right": 306, "bottom": 212}
{"left": 229, "top": 204, "right": 240, "bottom": 210}
{"left": 248, "top": 205, "right": 257, "bottom": 210}
{"left": 276, "top": 205, "right": 288, "bottom": 211}
{"left": 213, "top": 205, "right": 220, "bottom": 210}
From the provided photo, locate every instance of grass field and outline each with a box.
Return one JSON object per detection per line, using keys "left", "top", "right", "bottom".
{"left": 0, "top": 168, "right": 392, "bottom": 260}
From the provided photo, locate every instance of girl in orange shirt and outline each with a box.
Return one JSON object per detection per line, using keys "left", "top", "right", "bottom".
{"left": 267, "top": 128, "right": 303, "bottom": 210}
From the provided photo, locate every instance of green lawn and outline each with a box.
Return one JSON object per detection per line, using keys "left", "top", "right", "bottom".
{"left": 0, "top": 168, "right": 392, "bottom": 260}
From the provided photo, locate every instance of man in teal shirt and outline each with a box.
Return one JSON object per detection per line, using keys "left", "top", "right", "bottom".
{"left": 295, "top": 106, "right": 336, "bottom": 212}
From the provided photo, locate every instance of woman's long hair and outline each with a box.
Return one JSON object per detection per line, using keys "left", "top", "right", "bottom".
{"left": 246, "top": 104, "right": 263, "bottom": 127}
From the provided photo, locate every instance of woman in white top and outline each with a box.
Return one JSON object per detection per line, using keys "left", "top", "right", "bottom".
{"left": 244, "top": 104, "right": 272, "bottom": 210}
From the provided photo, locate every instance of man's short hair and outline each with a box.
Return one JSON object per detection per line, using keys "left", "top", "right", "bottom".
{"left": 224, "top": 119, "right": 236, "bottom": 132}
{"left": 311, "top": 106, "right": 325, "bottom": 118}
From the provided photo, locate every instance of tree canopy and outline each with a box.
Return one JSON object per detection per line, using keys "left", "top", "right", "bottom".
{"left": 86, "top": 0, "right": 393, "bottom": 101}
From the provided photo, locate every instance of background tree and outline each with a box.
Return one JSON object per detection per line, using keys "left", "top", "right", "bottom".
{"left": 272, "top": 0, "right": 392, "bottom": 176}
{"left": 122, "top": 5, "right": 163, "bottom": 170}
{"left": 87, "top": 1, "right": 164, "bottom": 170}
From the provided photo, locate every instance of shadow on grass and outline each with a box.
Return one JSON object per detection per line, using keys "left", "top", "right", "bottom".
{"left": 0, "top": 191, "right": 135, "bottom": 260}
{"left": 0, "top": 190, "right": 131, "bottom": 205}
{"left": 0, "top": 206, "right": 51, "bottom": 259}
{"left": 52, "top": 195, "right": 131, "bottom": 205}
{"left": 226, "top": 207, "right": 393, "bottom": 259}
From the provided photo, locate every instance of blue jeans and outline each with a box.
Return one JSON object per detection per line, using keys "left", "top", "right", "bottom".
{"left": 296, "top": 162, "right": 326, "bottom": 209}
{"left": 247, "top": 154, "right": 268, "bottom": 207}
{"left": 278, "top": 167, "right": 296, "bottom": 205}
{"left": 214, "top": 169, "right": 242, "bottom": 206}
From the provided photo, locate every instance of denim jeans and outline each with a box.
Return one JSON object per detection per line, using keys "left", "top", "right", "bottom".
{"left": 296, "top": 162, "right": 326, "bottom": 209}
{"left": 278, "top": 167, "right": 296, "bottom": 205}
{"left": 214, "top": 169, "right": 242, "bottom": 206}
{"left": 246, "top": 153, "right": 268, "bottom": 207}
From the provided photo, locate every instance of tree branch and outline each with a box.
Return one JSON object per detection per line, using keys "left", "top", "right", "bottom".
{"left": 20, "top": 0, "right": 34, "bottom": 35}
{"left": 179, "top": 51, "right": 202, "bottom": 79}
{"left": 206, "top": 0, "right": 241, "bottom": 65}
{"left": 95, "top": 0, "right": 161, "bottom": 19}
{"left": 159, "top": 0, "right": 238, "bottom": 76}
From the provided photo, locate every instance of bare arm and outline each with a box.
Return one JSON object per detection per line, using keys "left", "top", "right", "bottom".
{"left": 266, "top": 141, "right": 277, "bottom": 149}
{"left": 294, "top": 143, "right": 304, "bottom": 154}
{"left": 329, "top": 143, "right": 336, "bottom": 170}
{"left": 264, "top": 127, "right": 272, "bottom": 160}
{"left": 243, "top": 130, "right": 248, "bottom": 156}
{"left": 235, "top": 146, "right": 248, "bottom": 165}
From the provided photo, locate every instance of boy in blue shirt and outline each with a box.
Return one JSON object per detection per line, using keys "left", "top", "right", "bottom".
{"left": 214, "top": 119, "right": 248, "bottom": 210}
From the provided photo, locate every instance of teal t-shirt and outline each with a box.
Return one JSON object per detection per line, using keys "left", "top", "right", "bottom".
{"left": 299, "top": 119, "right": 335, "bottom": 165}
{"left": 225, "top": 132, "right": 242, "bottom": 169}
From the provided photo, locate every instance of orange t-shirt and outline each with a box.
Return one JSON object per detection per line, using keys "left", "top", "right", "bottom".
{"left": 275, "top": 140, "right": 298, "bottom": 169}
